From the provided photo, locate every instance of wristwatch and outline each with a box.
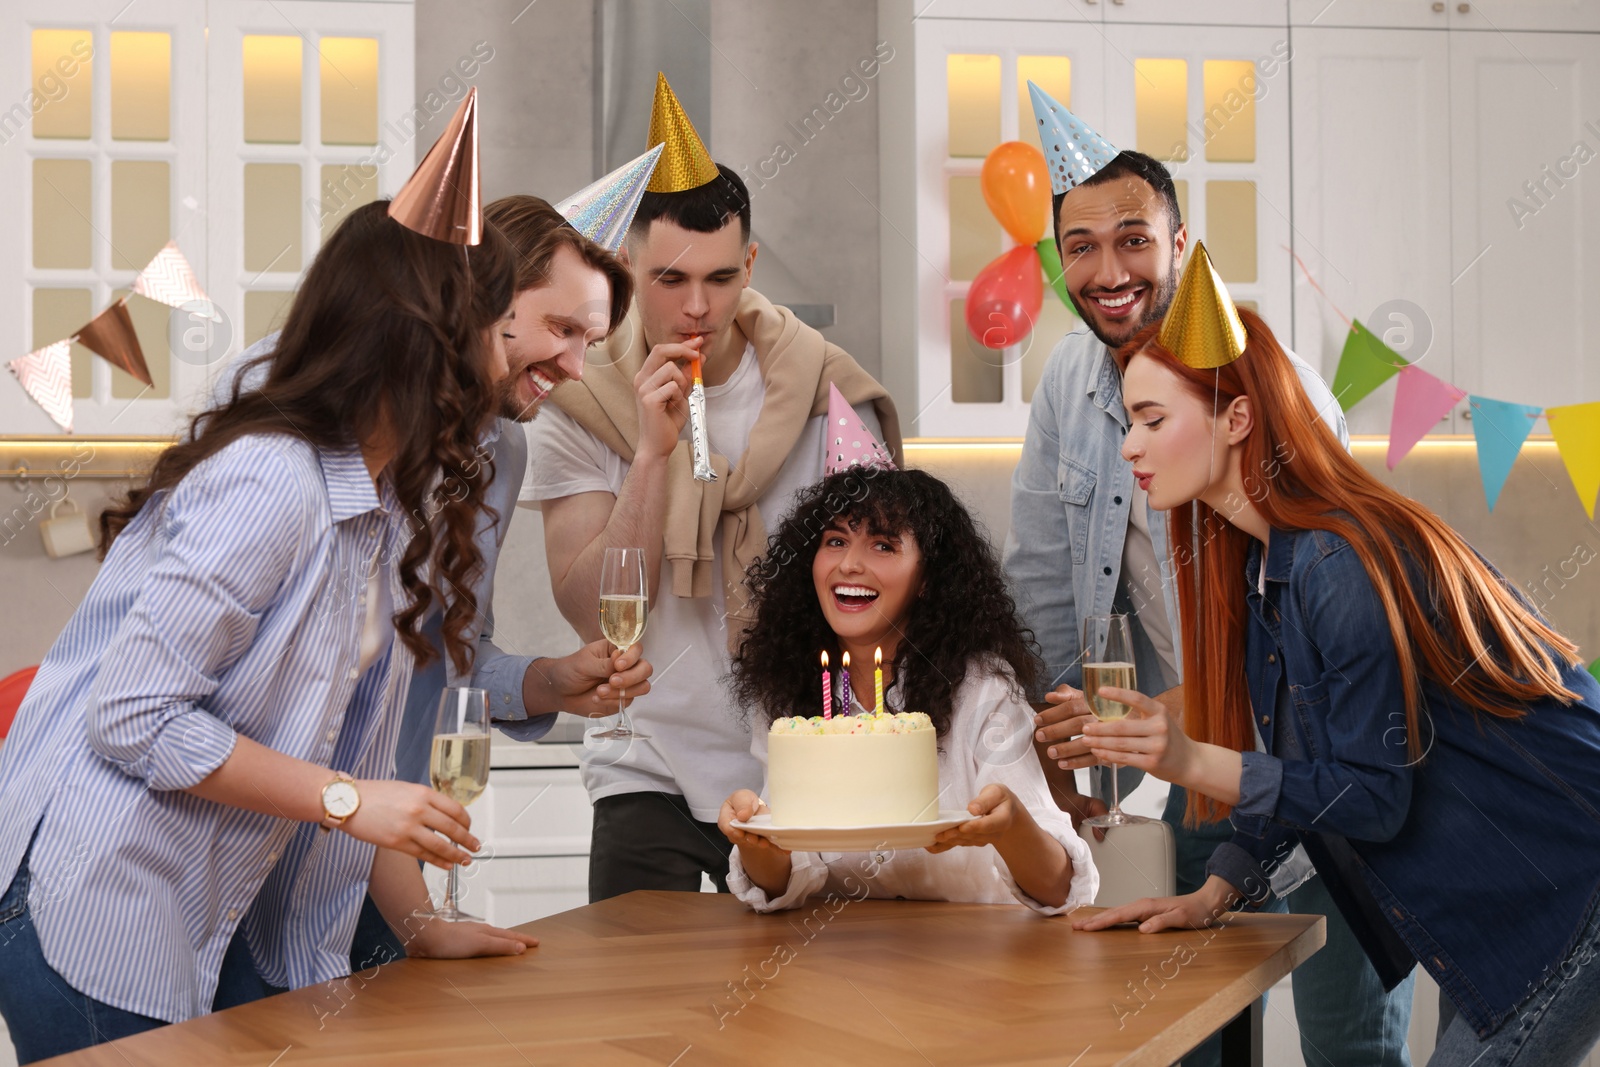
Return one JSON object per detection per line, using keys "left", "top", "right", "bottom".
{"left": 319, "top": 772, "right": 361, "bottom": 832}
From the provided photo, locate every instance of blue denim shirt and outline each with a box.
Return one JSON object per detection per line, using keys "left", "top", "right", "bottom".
{"left": 1230, "top": 525, "right": 1600, "bottom": 1037}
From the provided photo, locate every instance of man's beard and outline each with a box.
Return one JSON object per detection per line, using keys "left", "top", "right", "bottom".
{"left": 1079, "top": 262, "right": 1181, "bottom": 350}
{"left": 496, "top": 365, "right": 544, "bottom": 424}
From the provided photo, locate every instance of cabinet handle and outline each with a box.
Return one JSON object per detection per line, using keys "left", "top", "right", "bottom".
{"left": 1432, "top": 1, "right": 1445, "bottom": 10}
{"left": 1461, "top": 407, "right": 1473, "bottom": 421}
{"left": 1458, "top": 2, "right": 1470, "bottom": 10}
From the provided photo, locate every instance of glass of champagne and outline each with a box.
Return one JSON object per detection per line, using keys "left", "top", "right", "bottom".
{"left": 425, "top": 686, "right": 491, "bottom": 922}
{"left": 591, "top": 547, "right": 649, "bottom": 741}
{"left": 1081, "top": 614, "right": 1147, "bottom": 828}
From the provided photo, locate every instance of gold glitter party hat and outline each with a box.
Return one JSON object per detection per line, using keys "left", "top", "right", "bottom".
{"left": 1158, "top": 241, "right": 1247, "bottom": 370}
{"left": 646, "top": 73, "right": 718, "bottom": 193}
{"left": 389, "top": 87, "right": 481, "bottom": 244}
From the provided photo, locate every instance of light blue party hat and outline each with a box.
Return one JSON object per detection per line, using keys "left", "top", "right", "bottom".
{"left": 553, "top": 144, "right": 663, "bottom": 253}
{"left": 1027, "top": 81, "right": 1119, "bottom": 196}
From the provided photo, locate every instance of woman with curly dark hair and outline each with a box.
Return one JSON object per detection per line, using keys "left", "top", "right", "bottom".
{"left": 0, "top": 200, "right": 540, "bottom": 1064}
{"left": 718, "top": 468, "right": 1097, "bottom": 915}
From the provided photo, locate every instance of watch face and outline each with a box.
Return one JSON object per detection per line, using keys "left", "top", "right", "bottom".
{"left": 324, "top": 781, "right": 359, "bottom": 819}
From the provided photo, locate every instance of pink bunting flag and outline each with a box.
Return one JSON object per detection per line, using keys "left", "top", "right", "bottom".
{"left": 822, "top": 382, "right": 895, "bottom": 475}
{"left": 1387, "top": 365, "right": 1465, "bottom": 470}
{"left": 8, "top": 340, "right": 74, "bottom": 432}
{"left": 132, "top": 240, "right": 211, "bottom": 314}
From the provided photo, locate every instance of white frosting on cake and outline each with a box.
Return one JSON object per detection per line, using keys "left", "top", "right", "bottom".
{"left": 767, "top": 712, "right": 938, "bottom": 827}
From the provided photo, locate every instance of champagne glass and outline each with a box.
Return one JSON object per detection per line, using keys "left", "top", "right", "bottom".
{"left": 425, "top": 687, "right": 491, "bottom": 922}
{"left": 591, "top": 547, "right": 649, "bottom": 741}
{"left": 1082, "top": 614, "right": 1148, "bottom": 828}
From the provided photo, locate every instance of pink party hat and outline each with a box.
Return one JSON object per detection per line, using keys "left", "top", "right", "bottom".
{"left": 824, "top": 383, "right": 894, "bottom": 475}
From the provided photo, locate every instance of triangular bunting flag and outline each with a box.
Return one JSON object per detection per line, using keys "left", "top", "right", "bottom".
{"left": 1468, "top": 395, "right": 1542, "bottom": 511}
{"left": 76, "top": 299, "right": 151, "bottom": 387}
{"left": 8, "top": 340, "right": 73, "bottom": 432}
{"left": 554, "top": 145, "right": 663, "bottom": 253}
{"left": 132, "top": 240, "right": 212, "bottom": 315}
{"left": 1546, "top": 402, "right": 1600, "bottom": 520}
{"left": 1387, "top": 366, "right": 1465, "bottom": 469}
{"left": 1331, "top": 319, "right": 1408, "bottom": 412}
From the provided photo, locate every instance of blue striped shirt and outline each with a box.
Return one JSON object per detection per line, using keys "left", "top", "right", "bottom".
{"left": 0, "top": 434, "right": 412, "bottom": 1023}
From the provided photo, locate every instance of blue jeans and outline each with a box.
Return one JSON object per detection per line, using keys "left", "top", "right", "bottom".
{"left": 1282, "top": 872, "right": 1414, "bottom": 1067}
{"left": 1430, "top": 891, "right": 1600, "bottom": 1066}
{"left": 0, "top": 845, "right": 277, "bottom": 1065}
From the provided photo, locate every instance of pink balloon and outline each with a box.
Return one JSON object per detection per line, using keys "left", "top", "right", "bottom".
{"left": 965, "top": 246, "right": 1045, "bottom": 350}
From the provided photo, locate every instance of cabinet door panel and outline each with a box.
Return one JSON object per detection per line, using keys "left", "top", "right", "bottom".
{"left": 1101, "top": 25, "right": 1294, "bottom": 341}
{"left": 1289, "top": 0, "right": 1451, "bottom": 29}
{"left": 478, "top": 768, "right": 594, "bottom": 855}
{"left": 1105, "top": 0, "right": 1287, "bottom": 26}
{"left": 1450, "top": 32, "right": 1600, "bottom": 416}
{"left": 1455, "top": 0, "right": 1600, "bottom": 32}
{"left": 1290, "top": 29, "right": 1453, "bottom": 434}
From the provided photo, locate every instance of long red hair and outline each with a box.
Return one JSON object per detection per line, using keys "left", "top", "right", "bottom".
{"left": 1117, "top": 309, "right": 1582, "bottom": 825}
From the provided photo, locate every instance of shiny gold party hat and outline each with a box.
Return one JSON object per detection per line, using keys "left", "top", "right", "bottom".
{"left": 1158, "top": 241, "right": 1247, "bottom": 369}
{"left": 389, "top": 87, "right": 481, "bottom": 244}
{"left": 646, "top": 73, "right": 718, "bottom": 193}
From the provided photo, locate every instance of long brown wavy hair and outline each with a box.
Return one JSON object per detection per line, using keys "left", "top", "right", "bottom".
{"left": 1116, "top": 308, "right": 1583, "bottom": 825}
{"left": 100, "top": 200, "right": 516, "bottom": 674}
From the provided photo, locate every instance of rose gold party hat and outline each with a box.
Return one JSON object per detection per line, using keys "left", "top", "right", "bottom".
{"left": 1158, "top": 241, "right": 1247, "bottom": 370}
{"left": 389, "top": 87, "right": 481, "bottom": 244}
{"left": 646, "top": 73, "right": 718, "bottom": 193}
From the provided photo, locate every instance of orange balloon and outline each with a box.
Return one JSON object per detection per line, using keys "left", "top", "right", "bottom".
{"left": 980, "top": 141, "right": 1050, "bottom": 246}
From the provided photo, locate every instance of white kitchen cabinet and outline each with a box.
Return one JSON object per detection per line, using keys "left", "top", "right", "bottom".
{"left": 1288, "top": 28, "right": 1453, "bottom": 433}
{"left": 1448, "top": 30, "right": 1600, "bottom": 416}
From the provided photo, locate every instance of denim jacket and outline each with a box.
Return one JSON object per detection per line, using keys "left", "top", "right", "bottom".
{"left": 1230, "top": 525, "right": 1600, "bottom": 1038}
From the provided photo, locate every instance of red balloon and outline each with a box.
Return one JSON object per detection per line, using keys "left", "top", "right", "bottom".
{"left": 965, "top": 246, "right": 1045, "bottom": 350}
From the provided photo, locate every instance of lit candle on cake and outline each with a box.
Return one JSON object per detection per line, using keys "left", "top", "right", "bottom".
{"left": 840, "top": 651, "right": 852, "bottom": 714}
{"left": 874, "top": 647, "right": 884, "bottom": 714}
{"left": 821, "top": 651, "right": 832, "bottom": 719}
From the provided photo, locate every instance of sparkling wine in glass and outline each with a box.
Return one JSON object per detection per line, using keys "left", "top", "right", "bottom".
{"left": 591, "top": 547, "right": 649, "bottom": 741}
{"left": 425, "top": 686, "right": 490, "bottom": 922}
{"left": 1082, "top": 614, "right": 1148, "bottom": 828}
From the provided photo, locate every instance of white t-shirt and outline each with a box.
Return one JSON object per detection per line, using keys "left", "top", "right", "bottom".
{"left": 727, "top": 660, "right": 1098, "bottom": 914}
{"left": 521, "top": 343, "right": 885, "bottom": 821}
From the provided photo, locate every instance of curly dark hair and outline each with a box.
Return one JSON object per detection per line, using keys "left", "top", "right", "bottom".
{"left": 100, "top": 200, "right": 516, "bottom": 676}
{"left": 730, "top": 468, "right": 1041, "bottom": 737}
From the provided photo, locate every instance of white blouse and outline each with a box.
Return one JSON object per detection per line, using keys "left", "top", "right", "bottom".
{"left": 728, "top": 659, "right": 1099, "bottom": 916}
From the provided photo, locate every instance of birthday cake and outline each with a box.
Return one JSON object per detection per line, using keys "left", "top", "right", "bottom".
{"left": 766, "top": 712, "right": 938, "bottom": 827}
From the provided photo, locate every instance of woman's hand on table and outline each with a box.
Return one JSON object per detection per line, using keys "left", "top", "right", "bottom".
{"left": 1073, "top": 875, "right": 1240, "bottom": 934}
{"left": 1034, "top": 685, "right": 1101, "bottom": 771}
{"left": 406, "top": 916, "right": 540, "bottom": 959}
{"left": 341, "top": 780, "right": 478, "bottom": 871}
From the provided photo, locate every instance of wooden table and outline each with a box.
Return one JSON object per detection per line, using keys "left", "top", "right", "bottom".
{"left": 45, "top": 892, "right": 1323, "bottom": 1066}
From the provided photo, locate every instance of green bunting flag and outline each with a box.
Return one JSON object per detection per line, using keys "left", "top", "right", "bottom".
{"left": 1331, "top": 319, "right": 1409, "bottom": 413}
